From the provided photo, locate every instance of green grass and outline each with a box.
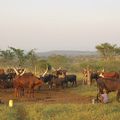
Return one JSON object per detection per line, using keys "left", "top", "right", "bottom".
{"left": 1, "top": 84, "right": 120, "bottom": 120}
{"left": 0, "top": 103, "right": 120, "bottom": 120}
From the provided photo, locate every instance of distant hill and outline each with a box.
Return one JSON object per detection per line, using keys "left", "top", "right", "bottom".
{"left": 37, "top": 50, "right": 98, "bottom": 57}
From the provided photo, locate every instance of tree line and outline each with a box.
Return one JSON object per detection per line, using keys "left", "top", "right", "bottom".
{"left": 0, "top": 43, "right": 120, "bottom": 74}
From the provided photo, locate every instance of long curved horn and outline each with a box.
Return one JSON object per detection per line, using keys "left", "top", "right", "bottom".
{"left": 57, "top": 67, "right": 61, "bottom": 71}
{"left": 13, "top": 67, "right": 19, "bottom": 75}
{"left": 102, "top": 68, "right": 104, "bottom": 73}
{"left": 20, "top": 69, "right": 26, "bottom": 76}
{"left": 42, "top": 67, "right": 48, "bottom": 77}
{"left": 99, "top": 73, "right": 104, "bottom": 78}
{"left": 52, "top": 67, "right": 56, "bottom": 71}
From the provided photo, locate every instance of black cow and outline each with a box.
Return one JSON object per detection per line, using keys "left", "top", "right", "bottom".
{"left": 40, "top": 74, "right": 56, "bottom": 82}
{"left": 65, "top": 75, "right": 77, "bottom": 87}
{"left": 90, "top": 72, "right": 100, "bottom": 84}
{"left": 0, "top": 74, "right": 8, "bottom": 81}
{"left": 0, "top": 73, "right": 13, "bottom": 88}
{"left": 40, "top": 74, "right": 57, "bottom": 89}
{"left": 0, "top": 69, "right": 16, "bottom": 88}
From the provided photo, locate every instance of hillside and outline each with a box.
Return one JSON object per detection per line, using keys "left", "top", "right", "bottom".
{"left": 37, "top": 50, "right": 98, "bottom": 57}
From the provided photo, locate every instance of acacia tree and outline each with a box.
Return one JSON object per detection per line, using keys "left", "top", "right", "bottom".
{"left": 9, "top": 47, "right": 27, "bottom": 67}
{"left": 96, "top": 43, "right": 120, "bottom": 60}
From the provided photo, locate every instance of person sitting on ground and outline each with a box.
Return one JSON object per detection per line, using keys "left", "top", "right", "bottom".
{"left": 100, "top": 89, "right": 109, "bottom": 104}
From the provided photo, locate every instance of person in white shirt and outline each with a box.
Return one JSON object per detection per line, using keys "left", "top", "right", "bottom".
{"left": 100, "top": 89, "right": 109, "bottom": 103}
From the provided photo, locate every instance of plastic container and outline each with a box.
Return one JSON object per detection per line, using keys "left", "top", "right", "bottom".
{"left": 9, "top": 100, "right": 13, "bottom": 107}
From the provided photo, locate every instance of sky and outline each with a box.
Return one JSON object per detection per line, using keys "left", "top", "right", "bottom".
{"left": 0, "top": 0, "right": 120, "bottom": 52}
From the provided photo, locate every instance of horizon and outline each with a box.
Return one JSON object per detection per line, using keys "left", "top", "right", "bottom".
{"left": 0, "top": 0, "right": 120, "bottom": 52}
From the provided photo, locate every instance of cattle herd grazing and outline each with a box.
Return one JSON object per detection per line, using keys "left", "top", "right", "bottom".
{"left": 0, "top": 67, "right": 120, "bottom": 102}
{"left": 0, "top": 67, "right": 77, "bottom": 98}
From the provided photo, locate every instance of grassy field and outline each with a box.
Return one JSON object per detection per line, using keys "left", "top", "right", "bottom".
{"left": 0, "top": 83, "right": 120, "bottom": 120}
{"left": 0, "top": 101, "right": 120, "bottom": 120}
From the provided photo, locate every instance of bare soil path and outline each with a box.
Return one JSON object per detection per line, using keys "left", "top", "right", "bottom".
{"left": 0, "top": 87, "right": 92, "bottom": 104}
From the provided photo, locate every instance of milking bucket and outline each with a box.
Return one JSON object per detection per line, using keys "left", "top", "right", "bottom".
{"left": 9, "top": 100, "right": 13, "bottom": 107}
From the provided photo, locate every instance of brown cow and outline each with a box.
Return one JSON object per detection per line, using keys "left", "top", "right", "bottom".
{"left": 13, "top": 74, "right": 44, "bottom": 97}
{"left": 56, "top": 69, "right": 67, "bottom": 78}
{"left": 99, "top": 72, "right": 119, "bottom": 79}
{"left": 96, "top": 78, "right": 120, "bottom": 102}
{"left": 0, "top": 69, "right": 5, "bottom": 75}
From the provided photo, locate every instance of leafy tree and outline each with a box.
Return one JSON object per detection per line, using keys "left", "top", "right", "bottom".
{"left": 115, "top": 47, "right": 120, "bottom": 55}
{"left": 37, "top": 59, "right": 48, "bottom": 72}
{"left": 48, "top": 55, "right": 70, "bottom": 69}
{"left": 96, "top": 43, "right": 120, "bottom": 60}
{"left": 9, "top": 47, "right": 27, "bottom": 66}
{"left": 0, "top": 49, "right": 15, "bottom": 66}
{"left": 26, "top": 49, "right": 40, "bottom": 74}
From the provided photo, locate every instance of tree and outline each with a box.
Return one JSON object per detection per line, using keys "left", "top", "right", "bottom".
{"left": 115, "top": 47, "right": 120, "bottom": 55}
{"left": 26, "top": 49, "right": 39, "bottom": 74}
{"left": 0, "top": 49, "right": 15, "bottom": 67}
{"left": 48, "top": 55, "right": 69, "bottom": 69}
{"left": 9, "top": 47, "right": 27, "bottom": 66}
{"left": 96, "top": 43, "right": 120, "bottom": 60}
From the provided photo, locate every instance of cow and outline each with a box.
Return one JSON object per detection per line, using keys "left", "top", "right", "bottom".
{"left": 65, "top": 74, "right": 77, "bottom": 87}
{"left": 51, "top": 67, "right": 67, "bottom": 78}
{"left": 13, "top": 73, "right": 44, "bottom": 97}
{"left": 6, "top": 68, "right": 16, "bottom": 81}
{"left": 96, "top": 78, "right": 120, "bottom": 102}
{"left": 40, "top": 74, "right": 57, "bottom": 83}
{"left": 40, "top": 74, "right": 58, "bottom": 89}
{"left": 0, "top": 74, "right": 8, "bottom": 81}
{"left": 0, "top": 80, "right": 8, "bottom": 89}
{"left": 50, "top": 77, "right": 68, "bottom": 89}
{"left": 99, "top": 72, "right": 119, "bottom": 79}
{"left": 0, "top": 69, "right": 5, "bottom": 75}
{"left": 90, "top": 71, "right": 100, "bottom": 84}
{"left": 0, "top": 68, "right": 6, "bottom": 81}
{"left": 56, "top": 69, "right": 67, "bottom": 78}
{"left": 90, "top": 71, "right": 119, "bottom": 85}
{"left": 0, "top": 69, "right": 13, "bottom": 88}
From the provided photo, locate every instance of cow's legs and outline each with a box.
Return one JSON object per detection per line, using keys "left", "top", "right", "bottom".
{"left": 14, "top": 88, "right": 17, "bottom": 97}
{"left": 116, "top": 90, "right": 120, "bottom": 102}
{"left": 74, "top": 80, "right": 77, "bottom": 86}
{"left": 32, "top": 88, "right": 34, "bottom": 98}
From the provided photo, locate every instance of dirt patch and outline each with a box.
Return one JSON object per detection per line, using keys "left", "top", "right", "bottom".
{"left": 0, "top": 80, "right": 93, "bottom": 104}
{"left": 0, "top": 87, "right": 93, "bottom": 105}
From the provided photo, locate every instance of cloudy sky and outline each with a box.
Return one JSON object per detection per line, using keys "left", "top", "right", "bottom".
{"left": 0, "top": 0, "right": 120, "bottom": 51}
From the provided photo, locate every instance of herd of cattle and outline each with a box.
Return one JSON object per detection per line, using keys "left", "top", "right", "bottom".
{"left": 1, "top": 67, "right": 120, "bottom": 102}
{"left": 0, "top": 68, "right": 77, "bottom": 97}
